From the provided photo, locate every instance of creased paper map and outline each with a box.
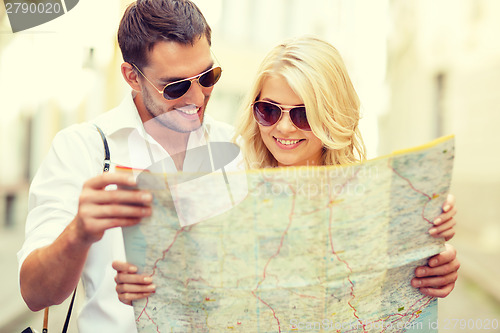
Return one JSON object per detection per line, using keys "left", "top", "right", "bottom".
{"left": 122, "top": 135, "right": 454, "bottom": 332}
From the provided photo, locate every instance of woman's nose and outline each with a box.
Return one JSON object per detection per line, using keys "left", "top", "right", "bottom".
{"left": 275, "top": 111, "right": 297, "bottom": 132}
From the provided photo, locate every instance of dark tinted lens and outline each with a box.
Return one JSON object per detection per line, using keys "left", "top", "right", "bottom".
{"left": 290, "top": 107, "right": 310, "bottom": 130}
{"left": 163, "top": 80, "right": 192, "bottom": 100}
{"left": 253, "top": 102, "right": 282, "bottom": 126}
{"left": 199, "top": 67, "right": 222, "bottom": 88}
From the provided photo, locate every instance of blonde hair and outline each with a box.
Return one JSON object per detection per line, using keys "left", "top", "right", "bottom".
{"left": 234, "top": 36, "right": 366, "bottom": 168}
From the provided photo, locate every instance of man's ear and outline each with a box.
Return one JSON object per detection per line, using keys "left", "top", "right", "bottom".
{"left": 121, "top": 62, "right": 141, "bottom": 92}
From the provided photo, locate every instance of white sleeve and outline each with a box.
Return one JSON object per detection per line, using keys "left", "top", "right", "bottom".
{"left": 17, "top": 123, "right": 105, "bottom": 273}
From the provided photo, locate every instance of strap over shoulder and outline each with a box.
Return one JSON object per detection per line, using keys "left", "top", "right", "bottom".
{"left": 94, "top": 124, "right": 110, "bottom": 173}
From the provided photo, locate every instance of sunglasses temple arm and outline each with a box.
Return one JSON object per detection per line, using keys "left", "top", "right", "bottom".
{"left": 210, "top": 49, "right": 222, "bottom": 68}
{"left": 131, "top": 63, "right": 164, "bottom": 95}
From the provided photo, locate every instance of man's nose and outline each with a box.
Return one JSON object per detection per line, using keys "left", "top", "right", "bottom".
{"left": 182, "top": 79, "right": 207, "bottom": 105}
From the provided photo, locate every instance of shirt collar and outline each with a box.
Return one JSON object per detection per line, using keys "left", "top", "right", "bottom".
{"left": 94, "top": 91, "right": 143, "bottom": 137}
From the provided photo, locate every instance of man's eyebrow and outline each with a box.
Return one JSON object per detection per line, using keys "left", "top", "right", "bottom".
{"left": 158, "top": 63, "right": 214, "bottom": 84}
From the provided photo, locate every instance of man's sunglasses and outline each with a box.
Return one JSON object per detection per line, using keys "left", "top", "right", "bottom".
{"left": 132, "top": 64, "right": 222, "bottom": 100}
{"left": 252, "top": 100, "right": 311, "bottom": 131}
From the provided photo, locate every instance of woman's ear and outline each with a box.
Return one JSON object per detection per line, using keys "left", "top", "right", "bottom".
{"left": 121, "top": 62, "right": 141, "bottom": 92}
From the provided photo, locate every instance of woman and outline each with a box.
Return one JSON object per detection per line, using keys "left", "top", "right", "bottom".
{"left": 235, "top": 37, "right": 365, "bottom": 169}
{"left": 113, "top": 36, "right": 458, "bottom": 304}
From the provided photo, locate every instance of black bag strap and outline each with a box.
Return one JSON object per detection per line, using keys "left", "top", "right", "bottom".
{"left": 61, "top": 289, "right": 76, "bottom": 333}
{"left": 58, "top": 125, "right": 110, "bottom": 333}
{"left": 94, "top": 124, "right": 111, "bottom": 172}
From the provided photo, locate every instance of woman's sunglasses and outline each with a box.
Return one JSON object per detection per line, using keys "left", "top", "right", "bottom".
{"left": 252, "top": 100, "right": 311, "bottom": 131}
{"left": 132, "top": 64, "right": 222, "bottom": 100}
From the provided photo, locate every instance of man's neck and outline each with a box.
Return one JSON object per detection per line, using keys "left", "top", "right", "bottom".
{"left": 144, "top": 120, "right": 191, "bottom": 171}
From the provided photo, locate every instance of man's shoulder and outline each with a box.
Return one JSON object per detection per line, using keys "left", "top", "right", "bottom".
{"left": 48, "top": 123, "right": 105, "bottom": 166}
{"left": 55, "top": 94, "right": 134, "bottom": 139}
{"left": 54, "top": 122, "right": 100, "bottom": 142}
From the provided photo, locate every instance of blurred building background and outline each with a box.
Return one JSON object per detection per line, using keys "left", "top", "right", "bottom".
{"left": 0, "top": 0, "right": 498, "bottom": 331}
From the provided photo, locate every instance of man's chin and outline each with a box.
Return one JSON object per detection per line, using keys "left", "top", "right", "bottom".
{"left": 154, "top": 113, "right": 204, "bottom": 133}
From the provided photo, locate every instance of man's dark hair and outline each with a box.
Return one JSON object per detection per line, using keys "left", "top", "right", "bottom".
{"left": 118, "top": 0, "right": 212, "bottom": 68}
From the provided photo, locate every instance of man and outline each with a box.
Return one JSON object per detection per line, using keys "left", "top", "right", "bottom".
{"left": 17, "top": 0, "right": 235, "bottom": 331}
